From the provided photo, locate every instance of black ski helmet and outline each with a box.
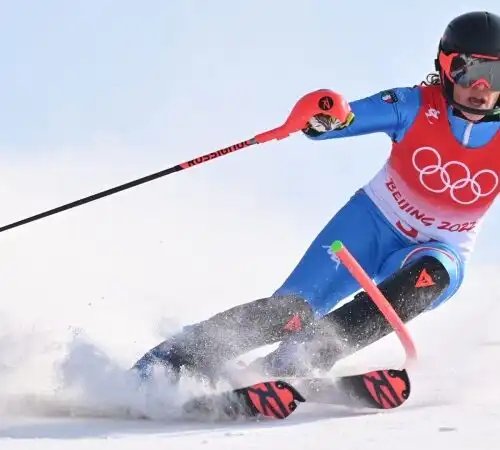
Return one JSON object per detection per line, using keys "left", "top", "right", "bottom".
{"left": 435, "top": 11, "right": 500, "bottom": 117}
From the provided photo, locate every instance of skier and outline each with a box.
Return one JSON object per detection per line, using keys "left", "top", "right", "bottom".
{"left": 133, "top": 11, "right": 500, "bottom": 383}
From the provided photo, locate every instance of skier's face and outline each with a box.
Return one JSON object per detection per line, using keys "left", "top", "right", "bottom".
{"left": 453, "top": 82, "right": 500, "bottom": 121}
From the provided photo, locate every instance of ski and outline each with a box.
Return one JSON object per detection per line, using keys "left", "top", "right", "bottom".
{"left": 181, "top": 368, "right": 410, "bottom": 420}
{"left": 288, "top": 368, "right": 411, "bottom": 410}
{"left": 181, "top": 379, "right": 305, "bottom": 420}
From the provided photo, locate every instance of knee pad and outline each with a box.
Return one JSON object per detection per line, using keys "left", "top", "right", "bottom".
{"left": 285, "top": 255, "right": 452, "bottom": 372}
{"left": 400, "top": 244, "right": 464, "bottom": 308}
{"left": 378, "top": 255, "right": 451, "bottom": 316}
{"left": 325, "top": 255, "right": 451, "bottom": 354}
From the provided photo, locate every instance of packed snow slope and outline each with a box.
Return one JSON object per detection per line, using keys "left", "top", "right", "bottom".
{"left": 0, "top": 142, "right": 499, "bottom": 450}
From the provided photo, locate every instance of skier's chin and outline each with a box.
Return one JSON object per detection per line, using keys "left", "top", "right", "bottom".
{"left": 461, "top": 108, "right": 488, "bottom": 122}
{"left": 455, "top": 97, "right": 496, "bottom": 122}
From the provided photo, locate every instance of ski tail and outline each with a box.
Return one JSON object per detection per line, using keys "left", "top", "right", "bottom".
{"left": 342, "top": 368, "right": 410, "bottom": 409}
{"left": 295, "top": 368, "right": 410, "bottom": 410}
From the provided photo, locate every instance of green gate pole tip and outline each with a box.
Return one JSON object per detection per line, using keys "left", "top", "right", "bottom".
{"left": 331, "top": 240, "right": 343, "bottom": 253}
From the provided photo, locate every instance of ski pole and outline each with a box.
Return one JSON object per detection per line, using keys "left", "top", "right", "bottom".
{"left": 0, "top": 89, "right": 352, "bottom": 234}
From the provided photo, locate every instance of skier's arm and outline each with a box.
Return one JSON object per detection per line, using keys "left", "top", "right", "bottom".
{"left": 304, "top": 87, "right": 421, "bottom": 143}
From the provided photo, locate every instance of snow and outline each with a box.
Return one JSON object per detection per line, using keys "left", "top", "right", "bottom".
{"left": 0, "top": 139, "right": 499, "bottom": 450}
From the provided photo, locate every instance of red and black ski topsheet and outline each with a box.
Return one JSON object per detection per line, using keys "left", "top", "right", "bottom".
{"left": 181, "top": 380, "right": 305, "bottom": 420}
{"left": 181, "top": 368, "right": 410, "bottom": 420}
{"left": 295, "top": 368, "right": 411, "bottom": 410}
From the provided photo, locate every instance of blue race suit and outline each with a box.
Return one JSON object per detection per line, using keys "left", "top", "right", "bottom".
{"left": 273, "top": 86, "right": 500, "bottom": 317}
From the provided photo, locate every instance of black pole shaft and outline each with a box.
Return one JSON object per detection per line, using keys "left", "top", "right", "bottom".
{"left": 0, "top": 138, "right": 257, "bottom": 234}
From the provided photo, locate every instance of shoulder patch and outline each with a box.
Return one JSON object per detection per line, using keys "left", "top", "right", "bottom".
{"left": 381, "top": 89, "right": 398, "bottom": 104}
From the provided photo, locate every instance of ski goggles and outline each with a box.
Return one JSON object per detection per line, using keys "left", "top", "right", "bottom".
{"left": 438, "top": 51, "right": 500, "bottom": 91}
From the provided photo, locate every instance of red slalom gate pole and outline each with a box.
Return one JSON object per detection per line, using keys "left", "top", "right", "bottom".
{"left": 0, "top": 89, "right": 352, "bottom": 234}
{"left": 330, "top": 240, "right": 418, "bottom": 367}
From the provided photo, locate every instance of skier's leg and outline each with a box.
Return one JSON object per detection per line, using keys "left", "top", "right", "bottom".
{"left": 245, "top": 190, "right": 411, "bottom": 374}
{"left": 132, "top": 294, "right": 315, "bottom": 382}
{"left": 133, "top": 190, "right": 390, "bottom": 381}
{"left": 261, "top": 241, "right": 462, "bottom": 376}
{"left": 316, "top": 245, "right": 461, "bottom": 364}
{"left": 272, "top": 189, "right": 400, "bottom": 317}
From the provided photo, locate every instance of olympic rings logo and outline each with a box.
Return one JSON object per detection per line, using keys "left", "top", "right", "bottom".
{"left": 412, "top": 146, "right": 498, "bottom": 205}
